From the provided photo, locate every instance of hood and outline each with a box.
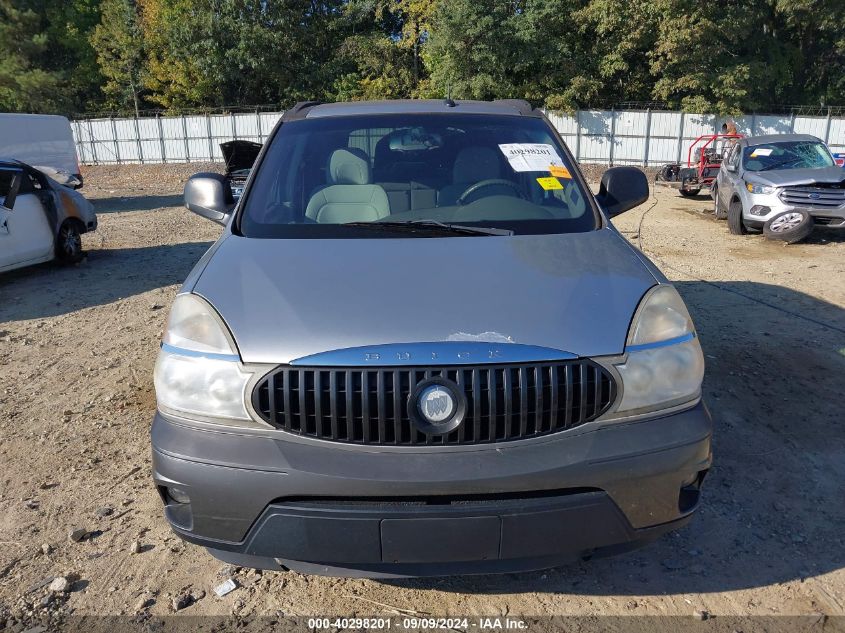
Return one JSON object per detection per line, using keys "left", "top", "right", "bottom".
{"left": 748, "top": 166, "right": 845, "bottom": 187}
{"left": 191, "top": 228, "right": 658, "bottom": 365}
{"left": 220, "top": 140, "right": 262, "bottom": 174}
{"left": 34, "top": 165, "right": 82, "bottom": 188}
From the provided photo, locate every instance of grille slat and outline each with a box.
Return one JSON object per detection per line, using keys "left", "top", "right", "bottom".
{"left": 578, "top": 363, "right": 588, "bottom": 426}
{"left": 329, "top": 371, "right": 339, "bottom": 439}
{"left": 549, "top": 365, "right": 558, "bottom": 431}
{"left": 518, "top": 366, "right": 529, "bottom": 438}
{"left": 489, "top": 369, "right": 499, "bottom": 441}
{"left": 283, "top": 370, "right": 293, "bottom": 431}
{"left": 503, "top": 368, "right": 513, "bottom": 440}
{"left": 313, "top": 370, "right": 322, "bottom": 434}
{"left": 534, "top": 365, "right": 543, "bottom": 434}
{"left": 345, "top": 371, "right": 354, "bottom": 441}
{"left": 471, "top": 369, "right": 482, "bottom": 442}
{"left": 392, "top": 369, "right": 403, "bottom": 444}
{"left": 563, "top": 364, "right": 573, "bottom": 430}
{"left": 780, "top": 185, "right": 845, "bottom": 209}
{"left": 253, "top": 360, "right": 615, "bottom": 446}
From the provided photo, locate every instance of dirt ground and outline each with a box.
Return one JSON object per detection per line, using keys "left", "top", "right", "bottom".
{"left": 1, "top": 164, "right": 844, "bottom": 630}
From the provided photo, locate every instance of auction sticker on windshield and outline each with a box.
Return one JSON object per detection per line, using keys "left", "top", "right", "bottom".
{"left": 499, "top": 143, "right": 564, "bottom": 172}
{"left": 549, "top": 165, "right": 572, "bottom": 179}
{"left": 536, "top": 176, "right": 563, "bottom": 190}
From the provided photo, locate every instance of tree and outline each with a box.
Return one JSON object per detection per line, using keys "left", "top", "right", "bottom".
{"left": 334, "top": 0, "right": 436, "bottom": 100}
{"left": 139, "top": 0, "right": 349, "bottom": 110}
{"left": 649, "top": 1, "right": 781, "bottom": 113}
{"left": 0, "top": 0, "right": 102, "bottom": 113}
{"left": 424, "top": 0, "right": 522, "bottom": 100}
{"left": 91, "top": 0, "right": 145, "bottom": 115}
{"left": 562, "top": 0, "right": 660, "bottom": 109}
{"left": 773, "top": 0, "right": 845, "bottom": 106}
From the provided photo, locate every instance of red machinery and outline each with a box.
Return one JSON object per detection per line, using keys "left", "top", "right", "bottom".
{"left": 655, "top": 133, "right": 744, "bottom": 196}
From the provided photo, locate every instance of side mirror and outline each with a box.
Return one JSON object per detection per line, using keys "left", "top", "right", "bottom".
{"left": 726, "top": 164, "right": 737, "bottom": 173}
{"left": 184, "top": 173, "right": 235, "bottom": 225}
{"left": 595, "top": 166, "right": 649, "bottom": 218}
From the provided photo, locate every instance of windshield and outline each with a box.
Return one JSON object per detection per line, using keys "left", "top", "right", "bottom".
{"left": 742, "top": 140, "right": 834, "bottom": 172}
{"left": 238, "top": 113, "right": 596, "bottom": 238}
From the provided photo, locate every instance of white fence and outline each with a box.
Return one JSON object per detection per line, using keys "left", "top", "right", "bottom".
{"left": 71, "top": 109, "right": 845, "bottom": 167}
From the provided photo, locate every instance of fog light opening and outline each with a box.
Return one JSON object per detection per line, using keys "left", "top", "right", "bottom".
{"left": 678, "top": 469, "right": 708, "bottom": 513}
{"left": 166, "top": 486, "right": 191, "bottom": 505}
{"left": 750, "top": 205, "right": 771, "bottom": 216}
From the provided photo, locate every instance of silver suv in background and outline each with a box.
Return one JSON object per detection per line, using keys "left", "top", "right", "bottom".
{"left": 712, "top": 134, "right": 845, "bottom": 243}
{"left": 152, "top": 99, "right": 712, "bottom": 577}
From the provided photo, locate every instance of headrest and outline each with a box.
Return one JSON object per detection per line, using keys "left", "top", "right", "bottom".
{"left": 328, "top": 148, "right": 371, "bottom": 185}
{"left": 453, "top": 146, "right": 501, "bottom": 183}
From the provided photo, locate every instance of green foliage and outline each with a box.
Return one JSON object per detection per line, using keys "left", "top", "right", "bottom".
{"left": 0, "top": 0, "right": 842, "bottom": 115}
{"left": 90, "top": 0, "right": 144, "bottom": 114}
{"left": 137, "top": 0, "right": 351, "bottom": 111}
{"left": 0, "top": 0, "right": 102, "bottom": 113}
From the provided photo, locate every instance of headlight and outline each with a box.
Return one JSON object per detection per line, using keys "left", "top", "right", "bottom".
{"left": 609, "top": 286, "right": 704, "bottom": 416}
{"left": 745, "top": 182, "right": 775, "bottom": 195}
{"left": 154, "top": 294, "right": 257, "bottom": 425}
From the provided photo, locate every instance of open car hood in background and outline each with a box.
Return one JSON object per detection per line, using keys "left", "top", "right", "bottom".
{"left": 220, "top": 140, "right": 262, "bottom": 174}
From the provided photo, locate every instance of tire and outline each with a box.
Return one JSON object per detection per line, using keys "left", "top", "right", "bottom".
{"left": 55, "top": 220, "right": 84, "bottom": 264}
{"left": 763, "top": 210, "right": 814, "bottom": 244}
{"left": 727, "top": 199, "right": 747, "bottom": 235}
{"left": 679, "top": 188, "right": 701, "bottom": 197}
{"left": 713, "top": 186, "right": 727, "bottom": 219}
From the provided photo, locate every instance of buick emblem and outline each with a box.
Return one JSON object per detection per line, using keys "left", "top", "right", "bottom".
{"left": 408, "top": 378, "right": 466, "bottom": 434}
{"left": 418, "top": 385, "right": 455, "bottom": 424}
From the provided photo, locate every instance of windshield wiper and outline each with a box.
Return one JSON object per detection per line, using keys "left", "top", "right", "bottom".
{"left": 343, "top": 220, "right": 514, "bottom": 236}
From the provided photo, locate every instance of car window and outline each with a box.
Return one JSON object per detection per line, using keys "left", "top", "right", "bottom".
{"left": 239, "top": 113, "right": 596, "bottom": 238}
{"left": 728, "top": 145, "right": 741, "bottom": 168}
{"left": 743, "top": 141, "right": 834, "bottom": 172}
{"left": 0, "top": 170, "right": 14, "bottom": 198}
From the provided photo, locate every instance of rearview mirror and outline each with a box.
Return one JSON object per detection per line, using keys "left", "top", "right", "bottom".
{"left": 184, "top": 173, "right": 235, "bottom": 225}
{"left": 595, "top": 166, "right": 649, "bottom": 217}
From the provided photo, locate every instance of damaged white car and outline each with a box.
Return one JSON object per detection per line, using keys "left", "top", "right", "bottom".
{"left": 0, "top": 159, "right": 97, "bottom": 273}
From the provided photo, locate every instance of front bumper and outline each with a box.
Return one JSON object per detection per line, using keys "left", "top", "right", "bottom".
{"left": 742, "top": 190, "right": 845, "bottom": 227}
{"left": 151, "top": 402, "right": 712, "bottom": 577}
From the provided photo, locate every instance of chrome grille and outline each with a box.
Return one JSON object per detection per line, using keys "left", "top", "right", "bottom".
{"left": 779, "top": 185, "right": 845, "bottom": 209}
{"left": 252, "top": 361, "right": 616, "bottom": 446}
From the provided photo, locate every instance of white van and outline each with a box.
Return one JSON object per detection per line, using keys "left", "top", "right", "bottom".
{"left": 0, "top": 114, "right": 82, "bottom": 188}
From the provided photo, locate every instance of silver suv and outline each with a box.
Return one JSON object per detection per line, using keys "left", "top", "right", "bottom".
{"left": 152, "top": 99, "right": 712, "bottom": 577}
{"left": 713, "top": 134, "right": 845, "bottom": 242}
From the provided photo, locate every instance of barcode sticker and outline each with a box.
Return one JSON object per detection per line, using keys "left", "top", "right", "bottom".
{"left": 499, "top": 143, "right": 565, "bottom": 172}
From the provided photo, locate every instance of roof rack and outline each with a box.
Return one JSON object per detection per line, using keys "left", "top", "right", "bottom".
{"left": 493, "top": 99, "right": 535, "bottom": 116}
{"left": 282, "top": 101, "right": 322, "bottom": 122}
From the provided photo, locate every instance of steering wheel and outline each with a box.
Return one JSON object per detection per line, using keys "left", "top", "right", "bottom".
{"left": 457, "top": 179, "right": 525, "bottom": 205}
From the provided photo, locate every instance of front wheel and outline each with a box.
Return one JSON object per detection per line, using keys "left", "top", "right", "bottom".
{"left": 763, "top": 210, "right": 813, "bottom": 244}
{"left": 56, "top": 221, "right": 84, "bottom": 264}
{"left": 713, "top": 186, "right": 727, "bottom": 219}
{"left": 727, "top": 199, "right": 747, "bottom": 235}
